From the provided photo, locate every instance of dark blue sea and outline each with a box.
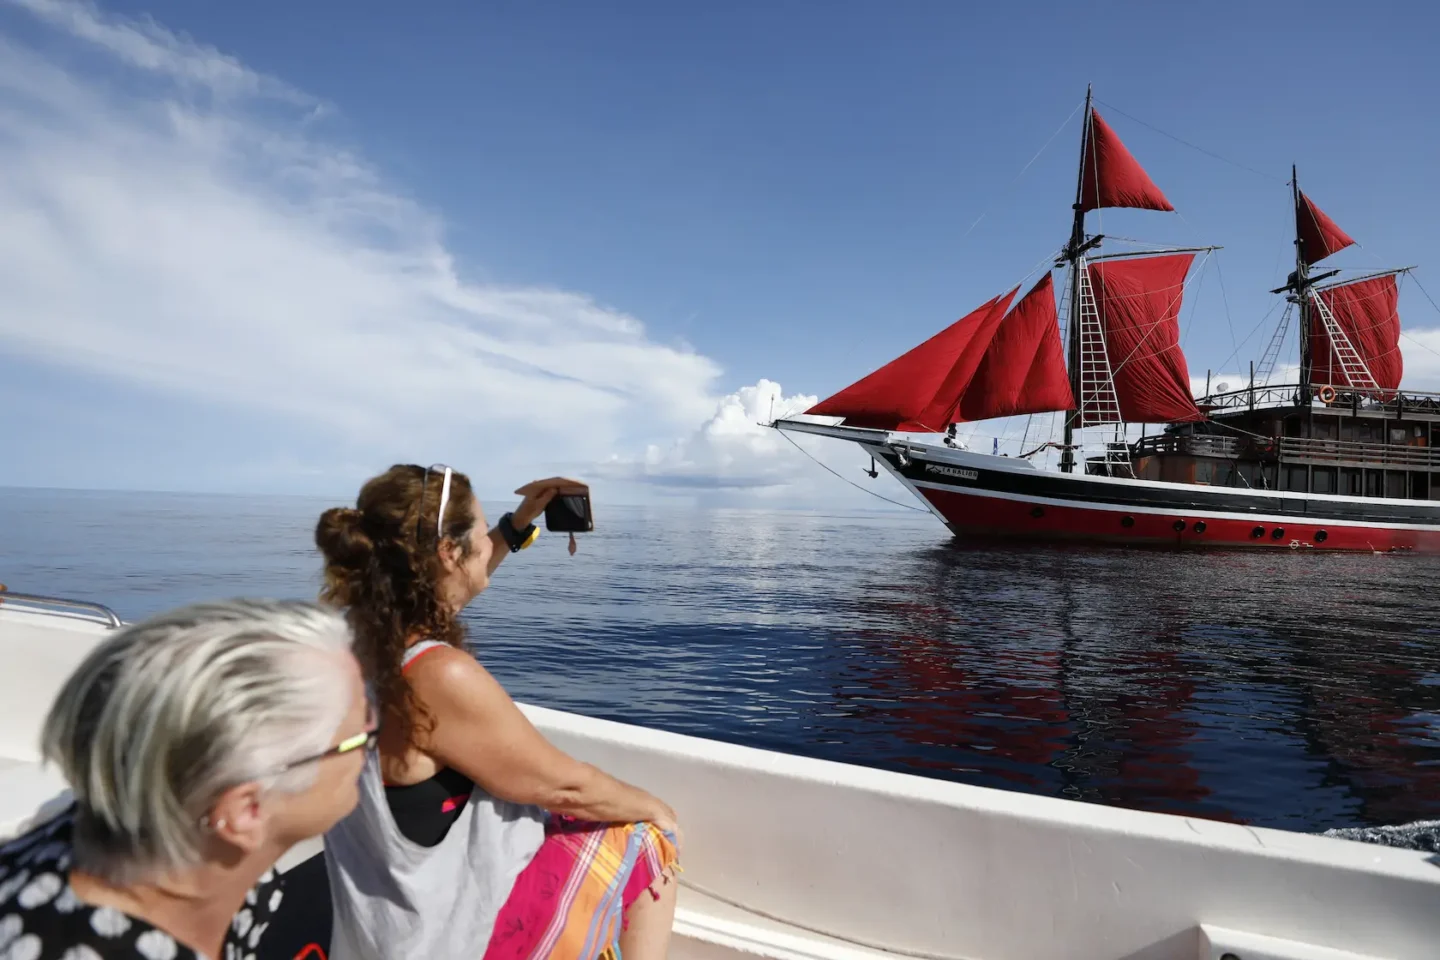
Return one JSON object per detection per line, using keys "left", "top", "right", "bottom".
{"left": 3, "top": 486, "right": 1439, "bottom": 837}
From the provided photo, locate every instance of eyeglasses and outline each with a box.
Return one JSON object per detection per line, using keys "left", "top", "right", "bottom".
{"left": 277, "top": 703, "right": 381, "bottom": 773}
{"left": 415, "top": 463, "right": 454, "bottom": 548}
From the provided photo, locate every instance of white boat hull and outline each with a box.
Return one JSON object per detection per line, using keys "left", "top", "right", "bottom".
{"left": 3, "top": 599, "right": 1438, "bottom": 960}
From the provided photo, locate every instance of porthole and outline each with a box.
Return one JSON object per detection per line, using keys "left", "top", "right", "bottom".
{"left": 1271, "top": 527, "right": 1286, "bottom": 540}
{"left": 1172, "top": 519, "right": 1186, "bottom": 532}
{"left": 1315, "top": 529, "right": 1328, "bottom": 543}
{"left": 1193, "top": 521, "right": 1207, "bottom": 534}
{"left": 1121, "top": 516, "right": 1135, "bottom": 528}
{"left": 1030, "top": 506, "right": 1045, "bottom": 519}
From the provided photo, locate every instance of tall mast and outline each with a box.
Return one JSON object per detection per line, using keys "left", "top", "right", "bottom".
{"left": 1293, "top": 165, "right": 1313, "bottom": 404}
{"left": 1060, "top": 84, "right": 1094, "bottom": 474}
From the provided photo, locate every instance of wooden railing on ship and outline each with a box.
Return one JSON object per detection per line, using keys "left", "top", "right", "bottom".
{"left": 1274, "top": 436, "right": 1440, "bottom": 468}
{"left": 1132, "top": 433, "right": 1440, "bottom": 468}
{"left": 1198, "top": 383, "right": 1440, "bottom": 415}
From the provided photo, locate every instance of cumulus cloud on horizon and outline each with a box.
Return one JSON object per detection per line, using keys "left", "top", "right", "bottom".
{"left": 0, "top": 0, "right": 850, "bottom": 501}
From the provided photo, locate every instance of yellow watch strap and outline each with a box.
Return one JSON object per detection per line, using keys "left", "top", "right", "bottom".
{"left": 520, "top": 525, "right": 540, "bottom": 549}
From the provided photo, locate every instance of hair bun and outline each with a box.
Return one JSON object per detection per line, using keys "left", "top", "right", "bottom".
{"left": 316, "top": 506, "right": 374, "bottom": 569}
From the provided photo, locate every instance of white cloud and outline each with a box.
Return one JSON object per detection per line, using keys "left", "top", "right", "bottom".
{"left": 1400, "top": 329, "right": 1440, "bottom": 388}
{"left": 0, "top": 0, "right": 752, "bottom": 494}
{"left": 601, "top": 379, "right": 817, "bottom": 491}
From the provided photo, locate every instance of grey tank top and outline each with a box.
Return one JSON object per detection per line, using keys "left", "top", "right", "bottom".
{"left": 324, "top": 640, "right": 548, "bottom": 960}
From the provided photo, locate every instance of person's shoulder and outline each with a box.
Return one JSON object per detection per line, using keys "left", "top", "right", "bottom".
{"left": 407, "top": 644, "right": 506, "bottom": 706}
{"left": 0, "top": 808, "right": 75, "bottom": 902}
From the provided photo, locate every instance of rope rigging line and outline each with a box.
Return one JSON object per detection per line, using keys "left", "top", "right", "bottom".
{"left": 1094, "top": 99, "right": 1284, "bottom": 184}
{"left": 778, "top": 428, "right": 928, "bottom": 512}
{"left": 1399, "top": 272, "right": 1440, "bottom": 361}
{"left": 958, "top": 97, "right": 1086, "bottom": 243}
{"left": 1198, "top": 297, "right": 1284, "bottom": 385}
{"left": 1213, "top": 254, "right": 1240, "bottom": 359}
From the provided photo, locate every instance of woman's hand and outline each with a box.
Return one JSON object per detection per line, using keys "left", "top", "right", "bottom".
{"left": 651, "top": 812, "right": 684, "bottom": 857}
{"left": 511, "top": 477, "right": 588, "bottom": 530}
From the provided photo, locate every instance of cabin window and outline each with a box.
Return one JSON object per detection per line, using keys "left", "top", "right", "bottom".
{"left": 1386, "top": 471, "right": 1407, "bottom": 498}
{"left": 1283, "top": 418, "right": 1302, "bottom": 438}
{"left": 1340, "top": 468, "right": 1362, "bottom": 496}
{"left": 1312, "top": 467, "right": 1337, "bottom": 495}
{"left": 1283, "top": 465, "right": 1309, "bottom": 492}
{"left": 1358, "top": 420, "right": 1382, "bottom": 443}
{"left": 1390, "top": 428, "right": 1407, "bottom": 444}
{"left": 1365, "top": 470, "right": 1383, "bottom": 497}
{"left": 1313, "top": 419, "right": 1338, "bottom": 441}
{"left": 1411, "top": 473, "right": 1429, "bottom": 500}
{"left": 1340, "top": 421, "right": 1355, "bottom": 442}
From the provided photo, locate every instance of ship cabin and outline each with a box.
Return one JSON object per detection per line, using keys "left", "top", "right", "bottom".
{"left": 1104, "top": 385, "right": 1440, "bottom": 500}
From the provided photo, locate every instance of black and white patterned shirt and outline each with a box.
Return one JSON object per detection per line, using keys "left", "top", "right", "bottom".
{"left": 0, "top": 807, "right": 281, "bottom": 960}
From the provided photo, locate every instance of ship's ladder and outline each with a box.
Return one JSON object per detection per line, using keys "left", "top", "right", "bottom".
{"left": 1254, "top": 301, "right": 1292, "bottom": 386}
{"left": 1074, "top": 259, "right": 1124, "bottom": 427}
{"left": 1310, "top": 293, "right": 1380, "bottom": 396}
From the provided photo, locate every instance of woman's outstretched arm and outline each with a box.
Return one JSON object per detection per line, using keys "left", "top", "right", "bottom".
{"left": 408, "top": 647, "right": 679, "bottom": 835}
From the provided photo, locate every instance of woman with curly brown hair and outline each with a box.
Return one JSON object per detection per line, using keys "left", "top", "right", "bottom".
{"left": 314, "top": 464, "right": 679, "bottom": 960}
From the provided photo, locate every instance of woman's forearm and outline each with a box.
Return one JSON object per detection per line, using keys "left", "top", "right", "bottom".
{"left": 486, "top": 525, "right": 511, "bottom": 577}
{"left": 540, "top": 762, "right": 674, "bottom": 825}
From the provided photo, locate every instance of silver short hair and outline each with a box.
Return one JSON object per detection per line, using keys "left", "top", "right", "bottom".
{"left": 40, "top": 598, "right": 355, "bottom": 883}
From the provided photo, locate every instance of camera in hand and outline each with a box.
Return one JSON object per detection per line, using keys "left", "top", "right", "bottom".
{"left": 544, "top": 491, "right": 593, "bottom": 533}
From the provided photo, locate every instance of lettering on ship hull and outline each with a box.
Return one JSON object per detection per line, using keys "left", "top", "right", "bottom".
{"left": 926, "top": 464, "right": 978, "bottom": 481}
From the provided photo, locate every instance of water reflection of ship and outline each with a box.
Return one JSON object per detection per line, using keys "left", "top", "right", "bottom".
{"left": 1254, "top": 622, "right": 1440, "bottom": 826}
{"left": 841, "top": 547, "right": 1215, "bottom": 818}
{"left": 838, "top": 547, "right": 1440, "bottom": 828}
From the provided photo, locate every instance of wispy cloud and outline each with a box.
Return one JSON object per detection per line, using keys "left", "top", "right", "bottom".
{"left": 0, "top": 0, "right": 781, "bottom": 495}
{"left": 5, "top": 0, "right": 315, "bottom": 105}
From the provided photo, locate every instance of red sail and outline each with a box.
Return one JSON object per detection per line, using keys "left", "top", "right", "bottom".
{"left": 914, "top": 286, "right": 1020, "bottom": 428}
{"left": 1297, "top": 192, "right": 1356, "bottom": 267}
{"left": 1078, "top": 110, "right": 1174, "bottom": 214}
{"left": 1310, "top": 274, "right": 1402, "bottom": 394}
{"left": 958, "top": 273, "right": 1076, "bottom": 422}
{"left": 1087, "top": 254, "right": 1203, "bottom": 423}
{"left": 805, "top": 291, "right": 1014, "bottom": 431}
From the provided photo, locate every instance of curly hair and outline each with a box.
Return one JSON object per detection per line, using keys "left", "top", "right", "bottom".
{"left": 315, "top": 464, "right": 478, "bottom": 750}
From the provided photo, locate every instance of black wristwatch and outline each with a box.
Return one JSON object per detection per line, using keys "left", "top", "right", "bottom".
{"left": 498, "top": 513, "right": 539, "bottom": 553}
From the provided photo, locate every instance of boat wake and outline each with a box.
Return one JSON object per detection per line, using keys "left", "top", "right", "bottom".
{"left": 1323, "top": 820, "right": 1440, "bottom": 853}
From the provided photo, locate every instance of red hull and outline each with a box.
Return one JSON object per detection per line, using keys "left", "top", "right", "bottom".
{"left": 920, "top": 486, "right": 1440, "bottom": 553}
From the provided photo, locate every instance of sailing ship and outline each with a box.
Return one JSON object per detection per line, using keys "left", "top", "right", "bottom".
{"left": 775, "top": 88, "right": 1440, "bottom": 552}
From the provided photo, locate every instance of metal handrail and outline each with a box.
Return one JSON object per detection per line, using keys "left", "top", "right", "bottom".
{"left": 0, "top": 590, "right": 123, "bottom": 628}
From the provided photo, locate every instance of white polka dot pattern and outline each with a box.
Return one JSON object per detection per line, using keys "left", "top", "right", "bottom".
{"left": 16, "top": 877, "right": 62, "bottom": 911}
{"left": 132, "top": 931, "right": 177, "bottom": 960}
{"left": 88, "top": 909, "right": 131, "bottom": 940}
{"left": 5, "top": 932, "right": 43, "bottom": 960}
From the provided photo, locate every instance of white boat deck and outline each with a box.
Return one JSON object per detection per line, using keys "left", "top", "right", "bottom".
{"left": 3, "top": 598, "right": 1438, "bottom": 960}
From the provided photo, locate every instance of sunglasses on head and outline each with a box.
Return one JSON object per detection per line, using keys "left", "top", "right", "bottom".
{"left": 415, "top": 463, "right": 454, "bottom": 548}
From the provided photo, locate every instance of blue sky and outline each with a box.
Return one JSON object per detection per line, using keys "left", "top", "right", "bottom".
{"left": 1, "top": 0, "right": 1438, "bottom": 502}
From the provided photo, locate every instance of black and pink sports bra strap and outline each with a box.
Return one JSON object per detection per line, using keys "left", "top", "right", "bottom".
{"left": 401, "top": 639, "right": 448, "bottom": 673}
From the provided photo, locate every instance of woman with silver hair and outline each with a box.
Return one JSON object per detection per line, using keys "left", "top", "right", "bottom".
{"left": 0, "top": 598, "right": 373, "bottom": 960}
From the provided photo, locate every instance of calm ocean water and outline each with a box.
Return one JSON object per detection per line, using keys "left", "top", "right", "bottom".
{"left": 3, "top": 486, "right": 1438, "bottom": 835}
